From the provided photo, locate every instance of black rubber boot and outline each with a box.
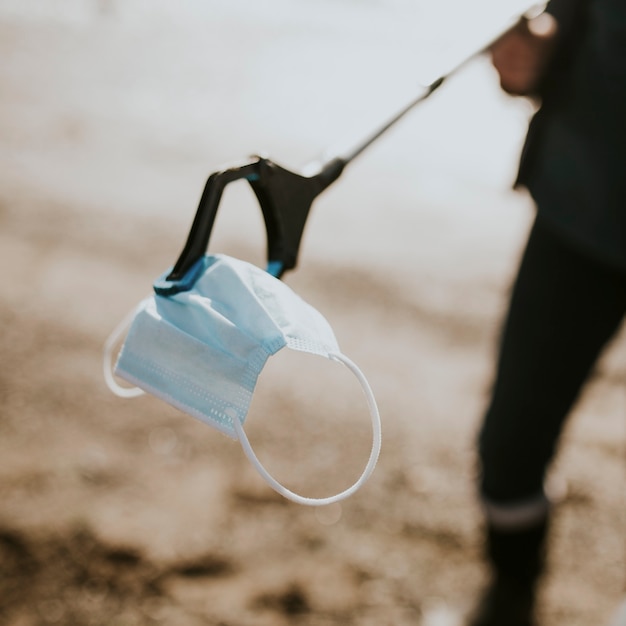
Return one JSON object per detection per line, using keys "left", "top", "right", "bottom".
{"left": 468, "top": 519, "right": 549, "bottom": 626}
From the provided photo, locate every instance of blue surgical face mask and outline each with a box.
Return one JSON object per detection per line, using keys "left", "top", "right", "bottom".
{"left": 104, "top": 254, "right": 381, "bottom": 506}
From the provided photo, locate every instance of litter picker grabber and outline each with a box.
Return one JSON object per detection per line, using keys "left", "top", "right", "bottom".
{"left": 156, "top": 2, "right": 546, "bottom": 295}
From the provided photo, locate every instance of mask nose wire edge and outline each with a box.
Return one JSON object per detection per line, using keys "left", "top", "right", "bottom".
{"left": 231, "top": 350, "right": 382, "bottom": 506}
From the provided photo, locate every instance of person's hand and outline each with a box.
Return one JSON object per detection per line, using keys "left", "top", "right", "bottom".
{"left": 490, "top": 12, "right": 559, "bottom": 96}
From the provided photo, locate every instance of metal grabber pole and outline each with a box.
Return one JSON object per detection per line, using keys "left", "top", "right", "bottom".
{"left": 156, "top": 1, "right": 546, "bottom": 295}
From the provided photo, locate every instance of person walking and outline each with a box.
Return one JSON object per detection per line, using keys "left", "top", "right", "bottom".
{"left": 470, "top": 0, "right": 626, "bottom": 624}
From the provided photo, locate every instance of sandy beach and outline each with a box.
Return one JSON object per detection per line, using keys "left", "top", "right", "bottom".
{"left": 1, "top": 2, "right": 625, "bottom": 625}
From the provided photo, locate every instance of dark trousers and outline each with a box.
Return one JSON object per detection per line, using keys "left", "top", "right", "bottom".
{"left": 479, "top": 216, "right": 626, "bottom": 505}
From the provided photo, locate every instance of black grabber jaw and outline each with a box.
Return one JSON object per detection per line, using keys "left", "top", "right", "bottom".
{"left": 159, "top": 154, "right": 345, "bottom": 292}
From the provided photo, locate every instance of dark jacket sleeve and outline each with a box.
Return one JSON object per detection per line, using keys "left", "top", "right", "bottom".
{"left": 539, "top": 0, "right": 590, "bottom": 93}
{"left": 545, "top": 0, "right": 589, "bottom": 31}
{"left": 518, "top": 0, "right": 626, "bottom": 272}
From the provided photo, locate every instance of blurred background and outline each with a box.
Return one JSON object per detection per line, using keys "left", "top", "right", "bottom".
{"left": 2, "top": 0, "right": 538, "bottom": 274}
{"left": 0, "top": 1, "right": 624, "bottom": 625}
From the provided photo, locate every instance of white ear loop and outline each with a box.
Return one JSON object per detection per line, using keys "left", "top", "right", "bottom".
{"left": 103, "top": 305, "right": 146, "bottom": 398}
{"left": 230, "top": 351, "right": 382, "bottom": 506}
